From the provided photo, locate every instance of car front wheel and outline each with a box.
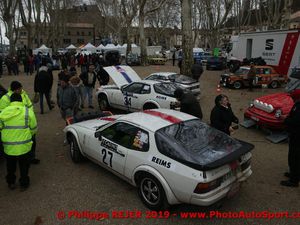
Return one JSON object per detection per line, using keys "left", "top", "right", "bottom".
{"left": 269, "top": 80, "right": 279, "bottom": 89}
{"left": 138, "top": 174, "right": 168, "bottom": 210}
{"left": 69, "top": 135, "right": 83, "bottom": 163}
{"left": 233, "top": 81, "right": 243, "bottom": 89}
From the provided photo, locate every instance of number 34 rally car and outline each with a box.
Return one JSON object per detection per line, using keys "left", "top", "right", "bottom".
{"left": 64, "top": 109, "right": 254, "bottom": 209}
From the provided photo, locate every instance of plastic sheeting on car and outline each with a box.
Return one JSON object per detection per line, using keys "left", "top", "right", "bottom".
{"left": 155, "top": 119, "right": 254, "bottom": 171}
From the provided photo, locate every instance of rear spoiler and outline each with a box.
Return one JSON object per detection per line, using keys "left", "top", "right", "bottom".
{"left": 66, "top": 111, "right": 113, "bottom": 125}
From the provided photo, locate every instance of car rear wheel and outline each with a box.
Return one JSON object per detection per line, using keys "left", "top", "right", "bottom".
{"left": 69, "top": 135, "right": 83, "bottom": 163}
{"left": 269, "top": 80, "right": 279, "bottom": 89}
{"left": 233, "top": 81, "right": 243, "bottom": 89}
{"left": 138, "top": 174, "right": 168, "bottom": 210}
{"left": 143, "top": 103, "right": 158, "bottom": 110}
{"left": 98, "top": 94, "right": 109, "bottom": 110}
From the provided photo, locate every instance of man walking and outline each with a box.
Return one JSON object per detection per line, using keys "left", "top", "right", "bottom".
{"left": 80, "top": 64, "right": 96, "bottom": 108}
{"left": 0, "top": 93, "right": 37, "bottom": 191}
{"left": 281, "top": 89, "right": 300, "bottom": 187}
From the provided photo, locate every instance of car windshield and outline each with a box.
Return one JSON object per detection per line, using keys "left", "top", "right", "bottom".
{"left": 154, "top": 83, "right": 178, "bottom": 97}
{"left": 155, "top": 119, "right": 244, "bottom": 169}
{"left": 234, "top": 68, "right": 249, "bottom": 75}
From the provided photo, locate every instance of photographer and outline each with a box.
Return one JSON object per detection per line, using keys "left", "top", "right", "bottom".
{"left": 210, "top": 94, "right": 239, "bottom": 135}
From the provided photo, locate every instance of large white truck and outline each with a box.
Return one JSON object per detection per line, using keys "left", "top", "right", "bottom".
{"left": 229, "top": 29, "right": 300, "bottom": 75}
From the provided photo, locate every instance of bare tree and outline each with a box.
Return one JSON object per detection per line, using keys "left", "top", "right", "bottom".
{"left": 121, "top": 0, "right": 138, "bottom": 56}
{"left": 146, "top": 0, "right": 180, "bottom": 48}
{"left": 180, "top": 0, "right": 193, "bottom": 76}
{"left": 138, "top": 0, "right": 167, "bottom": 65}
{"left": 18, "top": 0, "right": 34, "bottom": 49}
{"left": 0, "top": 0, "right": 19, "bottom": 54}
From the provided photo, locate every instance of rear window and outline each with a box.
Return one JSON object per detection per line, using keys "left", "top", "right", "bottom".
{"left": 153, "top": 83, "right": 178, "bottom": 97}
{"left": 155, "top": 120, "right": 246, "bottom": 170}
{"left": 234, "top": 68, "right": 249, "bottom": 75}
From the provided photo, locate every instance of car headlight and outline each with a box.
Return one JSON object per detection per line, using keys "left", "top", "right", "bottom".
{"left": 275, "top": 109, "right": 282, "bottom": 118}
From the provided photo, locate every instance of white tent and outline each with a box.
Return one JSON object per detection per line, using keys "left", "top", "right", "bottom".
{"left": 96, "top": 44, "right": 104, "bottom": 49}
{"left": 82, "top": 43, "right": 96, "bottom": 53}
{"left": 66, "top": 44, "right": 77, "bottom": 50}
{"left": 33, "top": 44, "right": 52, "bottom": 55}
{"left": 122, "top": 43, "right": 138, "bottom": 48}
{"left": 103, "top": 44, "right": 117, "bottom": 49}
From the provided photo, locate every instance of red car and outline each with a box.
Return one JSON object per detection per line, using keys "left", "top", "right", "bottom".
{"left": 244, "top": 68, "right": 300, "bottom": 130}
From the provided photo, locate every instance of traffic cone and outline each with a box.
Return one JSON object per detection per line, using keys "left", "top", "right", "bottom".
{"left": 216, "top": 84, "right": 221, "bottom": 93}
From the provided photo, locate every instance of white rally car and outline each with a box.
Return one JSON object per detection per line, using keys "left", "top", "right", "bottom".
{"left": 144, "top": 72, "right": 200, "bottom": 95}
{"left": 96, "top": 66, "right": 179, "bottom": 111}
{"left": 64, "top": 109, "right": 254, "bottom": 210}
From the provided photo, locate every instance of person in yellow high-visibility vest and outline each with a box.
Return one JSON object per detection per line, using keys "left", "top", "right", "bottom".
{"left": 0, "top": 81, "right": 40, "bottom": 164}
{"left": 0, "top": 81, "right": 33, "bottom": 112}
{"left": 0, "top": 93, "right": 37, "bottom": 191}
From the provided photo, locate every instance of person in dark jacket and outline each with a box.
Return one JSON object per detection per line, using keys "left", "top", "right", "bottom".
{"left": 174, "top": 88, "right": 203, "bottom": 119}
{"left": 210, "top": 94, "right": 239, "bottom": 135}
{"left": 96, "top": 65, "right": 110, "bottom": 86}
{"left": 34, "top": 59, "right": 54, "bottom": 114}
{"left": 191, "top": 59, "right": 204, "bottom": 81}
{"left": 280, "top": 89, "right": 300, "bottom": 187}
{"left": 79, "top": 64, "right": 96, "bottom": 108}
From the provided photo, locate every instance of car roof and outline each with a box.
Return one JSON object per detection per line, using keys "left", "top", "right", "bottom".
{"left": 149, "top": 72, "right": 177, "bottom": 77}
{"left": 117, "top": 109, "right": 196, "bottom": 132}
{"left": 138, "top": 80, "right": 161, "bottom": 85}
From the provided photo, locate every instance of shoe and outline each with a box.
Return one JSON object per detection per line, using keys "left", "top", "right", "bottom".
{"left": 284, "top": 172, "right": 290, "bottom": 178}
{"left": 20, "top": 186, "right": 29, "bottom": 192}
{"left": 8, "top": 184, "right": 16, "bottom": 190}
{"left": 88, "top": 105, "right": 94, "bottom": 109}
{"left": 31, "top": 159, "right": 40, "bottom": 164}
{"left": 280, "top": 180, "right": 299, "bottom": 187}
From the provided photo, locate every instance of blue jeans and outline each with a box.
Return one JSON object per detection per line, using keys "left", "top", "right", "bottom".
{"left": 83, "top": 86, "right": 93, "bottom": 107}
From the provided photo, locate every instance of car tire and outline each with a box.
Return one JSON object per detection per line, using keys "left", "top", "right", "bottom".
{"left": 98, "top": 94, "right": 109, "bottom": 110}
{"left": 138, "top": 174, "right": 169, "bottom": 210}
{"left": 233, "top": 81, "right": 243, "bottom": 89}
{"left": 143, "top": 103, "right": 158, "bottom": 110}
{"left": 269, "top": 80, "right": 279, "bottom": 89}
{"left": 69, "top": 135, "right": 83, "bottom": 163}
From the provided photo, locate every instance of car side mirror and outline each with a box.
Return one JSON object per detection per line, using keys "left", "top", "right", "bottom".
{"left": 94, "top": 131, "right": 102, "bottom": 141}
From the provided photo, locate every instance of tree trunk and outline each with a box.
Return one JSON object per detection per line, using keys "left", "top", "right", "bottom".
{"left": 139, "top": 9, "right": 147, "bottom": 65}
{"left": 6, "top": 17, "right": 16, "bottom": 55}
{"left": 126, "top": 27, "right": 132, "bottom": 56}
{"left": 180, "top": 0, "right": 193, "bottom": 76}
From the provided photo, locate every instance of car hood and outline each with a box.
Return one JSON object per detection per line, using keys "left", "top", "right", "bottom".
{"left": 254, "top": 93, "right": 293, "bottom": 114}
{"left": 103, "top": 65, "right": 141, "bottom": 88}
{"left": 175, "top": 75, "right": 197, "bottom": 85}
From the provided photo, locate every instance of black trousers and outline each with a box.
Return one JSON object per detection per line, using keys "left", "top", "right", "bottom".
{"left": 5, "top": 151, "right": 31, "bottom": 187}
{"left": 39, "top": 92, "right": 52, "bottom": 113}
{"left": 288, "top": 136, "right": 300, "bottom": 183}
{"left": 248, "top": 78, "right": 254, "bottom": 90}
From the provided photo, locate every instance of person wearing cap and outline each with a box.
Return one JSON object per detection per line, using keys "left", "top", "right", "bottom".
{"left": 0, "top": 81, "right": 33, "bottom": 113}
{"left": 210, "top": 94, "right": 239, "bottom": 135}
{"left": 57, "top": 73, "right": 78, "bottom": 120}
{"left": 281, "top": 89, "right": 300, "bottom": 187}
{"left": 174, "top": 88, "right": 203, "bottom": 119}
{"left": 0, "top": 93, "right": 37, "bottom": 191}
{"left": 247, "top": 63, "right": 256, "bottom": 91}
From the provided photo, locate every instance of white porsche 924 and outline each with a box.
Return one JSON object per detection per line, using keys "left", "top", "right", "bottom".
{"left": 64, "top": 109, "right": 254, "bottom": 210}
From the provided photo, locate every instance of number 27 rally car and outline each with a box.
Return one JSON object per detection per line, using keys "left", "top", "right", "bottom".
{"left": 64, "top": 109, "right": 254, "bottom": 209}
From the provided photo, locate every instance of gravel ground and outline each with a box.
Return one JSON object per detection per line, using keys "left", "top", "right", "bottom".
{"left": 0, "top": 62, "right": 299, "bottom": 225}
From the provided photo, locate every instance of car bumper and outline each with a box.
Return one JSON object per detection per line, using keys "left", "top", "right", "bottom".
{"left": 190, "top": 167, "right": 252, "bottom": 206}
{"left": 244, "top": 108, "right": 286, "bottom": 130}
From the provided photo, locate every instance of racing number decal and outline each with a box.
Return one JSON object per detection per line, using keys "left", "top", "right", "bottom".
{"left": 124, "top": 96, "right": 131, "bottom": 106}
{"left": 102, "top": 149, "right": 113, "bottom": 167}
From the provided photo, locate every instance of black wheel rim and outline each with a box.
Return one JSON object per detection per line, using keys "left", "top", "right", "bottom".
{"left": 234, "top": 82, "right": 241, "bottom": 89}
{"left": 140, "top": 177, "right": 160, "bottom": 206}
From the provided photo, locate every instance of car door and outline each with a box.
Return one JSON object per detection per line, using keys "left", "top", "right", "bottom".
{"left": 122, "top": 83, "right": 145, "bottom": 111}
{"left": 94, "top": 122, "right": 143, "bottom": 175}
